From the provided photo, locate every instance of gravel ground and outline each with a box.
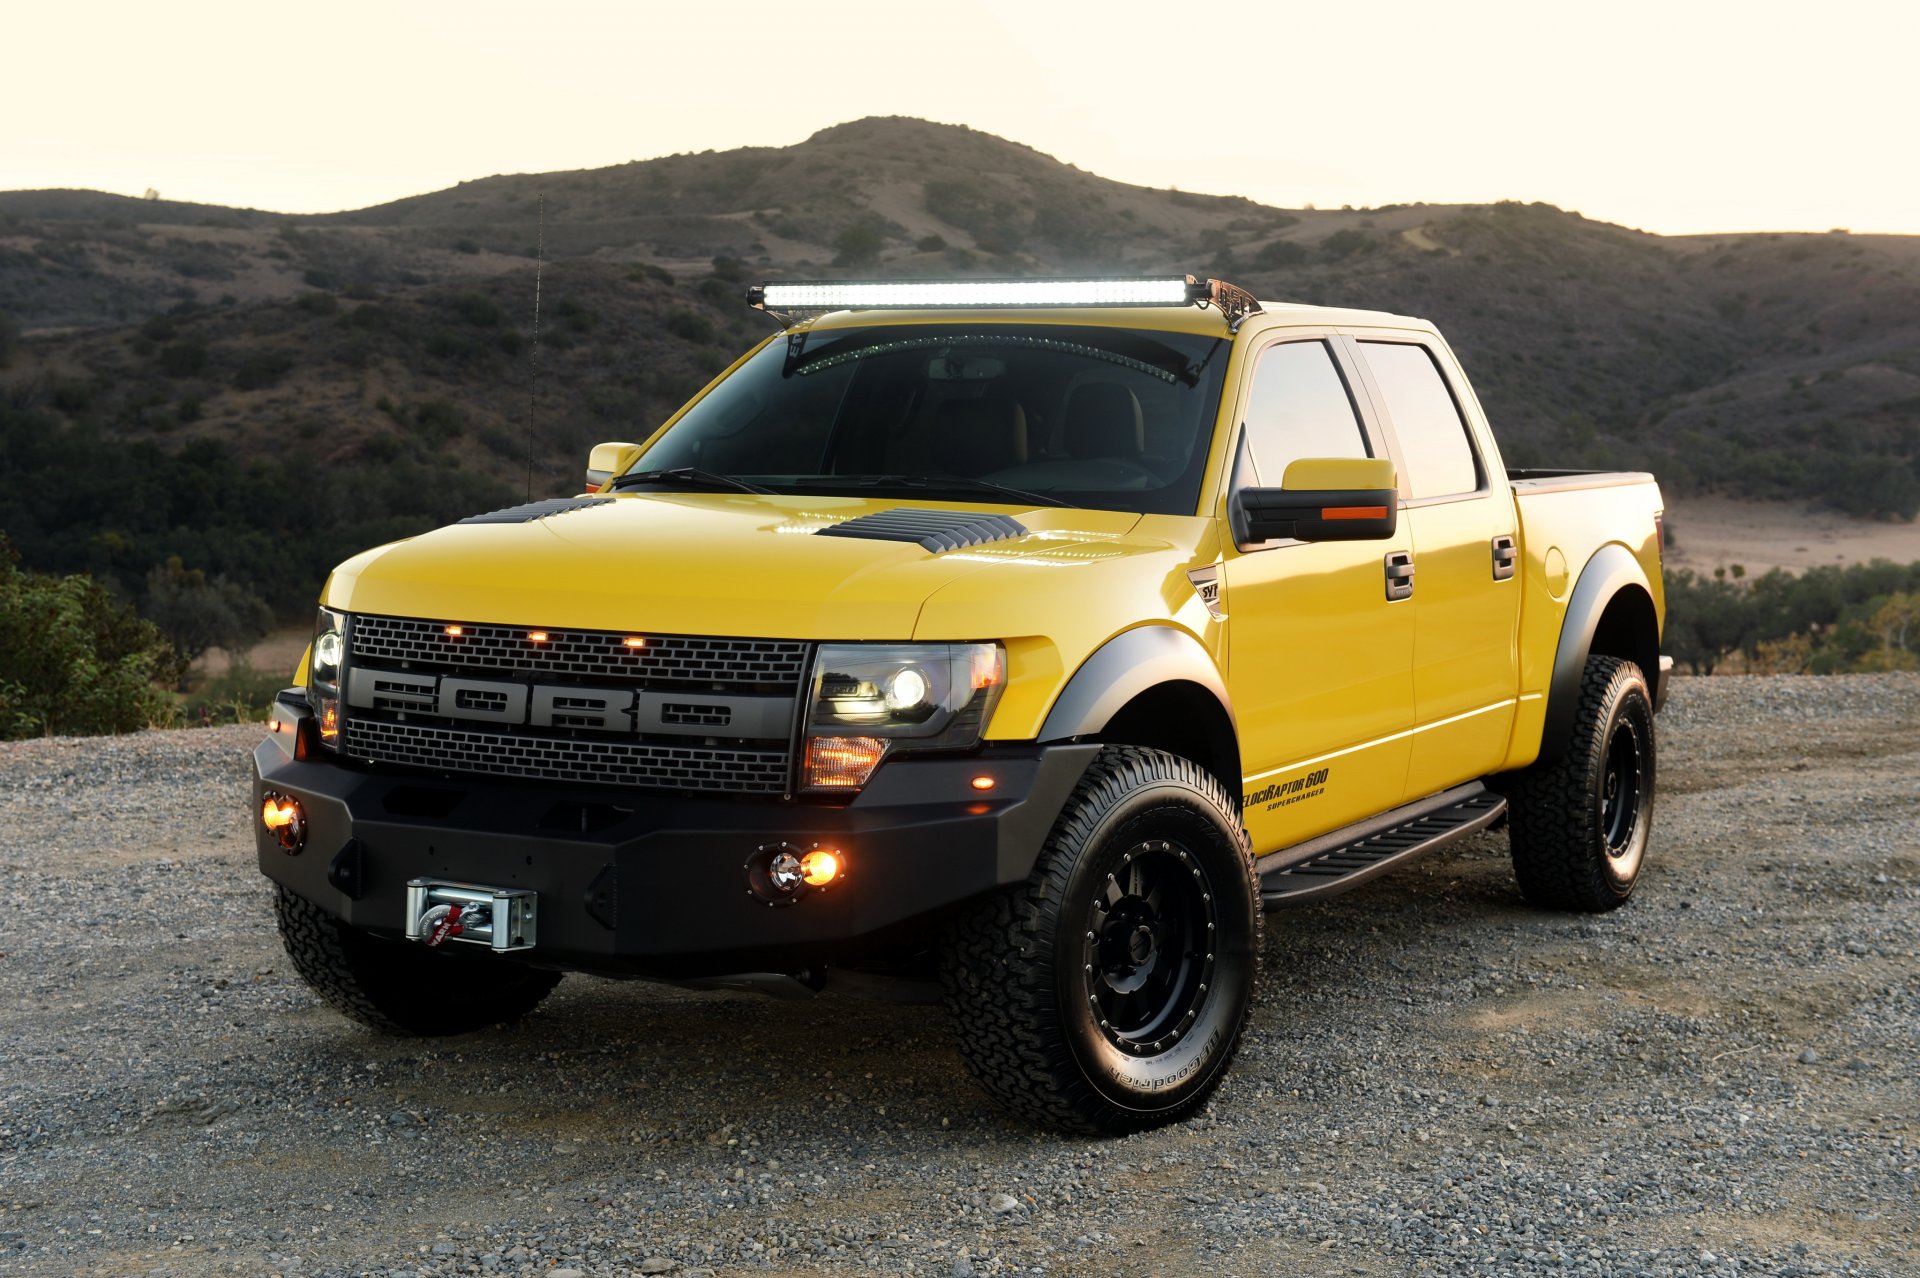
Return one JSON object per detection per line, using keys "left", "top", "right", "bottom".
{"left": 2, "top": 675, "right": 1916, "bottom": 1278}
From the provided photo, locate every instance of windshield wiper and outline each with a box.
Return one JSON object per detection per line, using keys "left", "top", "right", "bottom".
{"left": 609, "top": 467, "right": 772, "bottom": 495}
{"left": 799, "top": 473, "right": 1080, "bottom": 509}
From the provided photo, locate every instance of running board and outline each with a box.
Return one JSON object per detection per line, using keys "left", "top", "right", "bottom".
{"left": 1259, "top": 783, "right": 1507, "bottom": 908}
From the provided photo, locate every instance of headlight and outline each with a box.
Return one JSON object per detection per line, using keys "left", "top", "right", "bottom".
{"left": 803, "top": 643, "right": 1004, "bottom": 791}
{"left": 307, "top": 607, "right": 347, "bottom": 749}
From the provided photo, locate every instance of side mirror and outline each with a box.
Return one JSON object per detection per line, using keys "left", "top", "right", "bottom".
{"left": 585, "top": 441, "right": 642, "bottom": 493}
{"left": 1231, "top": 457, "right": 1399, "bottom": 544}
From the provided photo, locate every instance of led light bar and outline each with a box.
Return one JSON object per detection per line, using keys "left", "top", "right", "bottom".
{"left": 750, "top": 277, "right": 1199, "bottom": 312}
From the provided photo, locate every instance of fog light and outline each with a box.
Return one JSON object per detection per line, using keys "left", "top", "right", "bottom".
{"left": 800, "top": 848, "right": 842, "bottom": 887}
{"left": 746, "top": 841, "right": 847, "bottom": 904}
{"left": 260, "top": 791, "right": 307, "bottom": 855}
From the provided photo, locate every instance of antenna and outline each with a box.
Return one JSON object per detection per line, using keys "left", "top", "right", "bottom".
{"left": 525, "top": 194, "right": 545, "bottom": 501}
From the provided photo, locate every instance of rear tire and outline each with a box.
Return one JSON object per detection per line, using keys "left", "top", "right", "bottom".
{"left": 1507, "top": 655, "right": 1656, "bottom": 912}
{"left": 940, "top": 746, "right": 1259, "bottom": 1134}
{"left": 274, "top": 886, "right": 561, "bottom": 1035}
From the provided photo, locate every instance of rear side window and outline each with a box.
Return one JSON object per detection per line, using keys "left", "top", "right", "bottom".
{"left": 1360, "top": 342, "right": 1480, "bottom": 499}
{"left": 1240, "top": 340, "right": 1369, "bottom": 487}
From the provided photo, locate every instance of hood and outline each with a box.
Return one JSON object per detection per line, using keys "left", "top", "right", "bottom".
{"left": 321, "top": 492, "right": 1151, "bottom": 639}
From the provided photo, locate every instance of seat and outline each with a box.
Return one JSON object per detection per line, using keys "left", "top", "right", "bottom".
{"left": 1063, "top": 382, "right": 1145, "bottom": 460}
{"left": 931, "top": 397, "right": 1030, "bottom": 476}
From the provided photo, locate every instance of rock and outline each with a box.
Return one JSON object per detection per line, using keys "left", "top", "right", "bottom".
{"left": 639, "top": 1259, "right": 678, "bottom": 1275}
{"left": 1798, "top": 1048, "right": 1821, "bottom": 1064}
{"left": 550, "top": 1270, "right": 586, "bottom": 1278}
{"left": 1844, "top": 941, "right": 1870, "bottom": 955}
{"left": 430, "top": 1242, "right": 459, "bottom": 1255}
{"left": 953, "top": 1259, "right": 977, "bottom": 1277}
{"left": 988, "top": 1192, "right": 1021, "bottom": 1215}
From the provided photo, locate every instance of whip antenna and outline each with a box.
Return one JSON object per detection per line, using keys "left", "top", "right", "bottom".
{"left": 525, "top": 194, "right": 545, "bottom": 501}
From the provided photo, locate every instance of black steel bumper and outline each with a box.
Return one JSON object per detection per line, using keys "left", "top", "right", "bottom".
{"left": 252, "top": 705, "right": 1096, "bottom": 979}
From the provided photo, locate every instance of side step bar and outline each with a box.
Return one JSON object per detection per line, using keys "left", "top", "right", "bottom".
{"left": 1259, "top": 782, "right": 1507, "bottom": 908}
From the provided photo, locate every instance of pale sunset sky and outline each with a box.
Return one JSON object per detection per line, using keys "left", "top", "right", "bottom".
{"left": 4, "top": 0, "right": 1915, "bottom": 236}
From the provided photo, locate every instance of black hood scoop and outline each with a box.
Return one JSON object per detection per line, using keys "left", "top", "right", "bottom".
{"left": 816, "top": 508, "right": 1029, "bottom": 553}
{"left": 458, "top": 496, "right": 615, "bottom": 525}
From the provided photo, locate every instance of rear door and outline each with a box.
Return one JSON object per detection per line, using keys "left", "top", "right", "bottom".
{"left": 1345, "top": 334, "right": 1521, "bottom": 800}
{"left": 1220, "top": 334, "right": 1416, "bottom": 855}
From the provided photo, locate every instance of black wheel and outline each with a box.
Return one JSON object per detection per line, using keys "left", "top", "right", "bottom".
{"left": 273, "top": 886, "right": 561, "bottom": 1035}
{"left": 1507, "top": 655, "right": 1656, "bottom": 911}
{"left": 940, "top": 746, "right": 1259, "bottom": 1134}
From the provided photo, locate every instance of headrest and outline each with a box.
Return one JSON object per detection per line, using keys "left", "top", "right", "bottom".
{"left": 1064, "top": 382, "right": 1145, "bottom": 459}
{"left": 932, "top": 397, "right": 1029, "bottom": 476}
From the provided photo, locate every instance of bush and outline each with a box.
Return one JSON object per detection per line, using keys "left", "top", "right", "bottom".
{"left": 0, "top": 538, "right": 175, "bottom": 738}
{"left": 159, "top": 340, "right": 209, "bottom": 378}
{"left": 832, "top": 225, "right": 883, "bottom": 268}
{"left": 143, "top": 556, "right": 273, "bottom": 679}
{"left": 664, "top": 309, "right": 717, "bottom": 345}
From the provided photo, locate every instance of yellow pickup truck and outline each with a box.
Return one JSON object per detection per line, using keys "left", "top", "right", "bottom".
{"left": 254, "top": 276, "right": 1670, "bottom": 1134}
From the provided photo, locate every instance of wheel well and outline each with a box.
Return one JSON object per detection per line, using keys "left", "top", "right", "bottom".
{"left": 1096, "top": 682, "right": 1241, "bottom": 798}
{"left": 1589, "top": 585, "right": 1660, "bottom": 684}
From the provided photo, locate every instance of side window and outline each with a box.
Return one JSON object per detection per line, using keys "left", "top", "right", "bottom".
{"left": 1359, "top": 342, "right": 1480, "bottom": 499}
{"left": 1239, "top": 340, "right": 1369, "bottom": 487}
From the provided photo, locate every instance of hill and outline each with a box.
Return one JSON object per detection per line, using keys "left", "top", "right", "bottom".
{"left": 1, "top": 116, "right": 1915, "bottom": 614}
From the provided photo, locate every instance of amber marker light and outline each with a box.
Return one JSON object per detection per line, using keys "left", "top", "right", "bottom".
{"left": 799, "top": 848, "right": 843, "bottom": 887}
{"left": 527, "top": 631, "right": 549, "bottom": 644}
{"left": 262, "top": 798, "right": 298, "bottom": 830}
{"left": 1320, "top": 506, "right": 1388, "bottom": 521}
{"left": 971, "top": 775, "right": 996, "bottom": 791}
{"left": 444, "top": 625, "right": 464, "bottom": 637}
{"left": 623, "top": 637, "right": 646, "bottom": 649}
{"left": 804, "top": 736, "right": 888, "bottom": 789}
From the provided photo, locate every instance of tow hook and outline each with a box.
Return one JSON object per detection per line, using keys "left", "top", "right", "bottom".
{"left": 404, "top": 880, "right": 537, "bottom": 952}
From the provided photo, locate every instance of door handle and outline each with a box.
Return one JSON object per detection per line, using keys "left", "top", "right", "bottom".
{"left": 1384, "top": 551, "right": 1415, "bottom": 601}
{"left": 1492, "top": 535, "right": 1518, "bottom": 581}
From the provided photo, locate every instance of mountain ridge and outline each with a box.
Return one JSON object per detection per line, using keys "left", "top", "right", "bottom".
{"left": 0, "top": 116, "right": 1913, "bottom": 612}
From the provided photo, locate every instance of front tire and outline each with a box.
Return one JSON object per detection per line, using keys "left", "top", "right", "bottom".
{"left": 940, "top": 747, "right": 1259, "bottom": 1134}
{"left": 274, "top": 886, "right": 562, "bottom": 1035}
{"left": 1507, "top": 655, "right": 1656, "bottom": 911}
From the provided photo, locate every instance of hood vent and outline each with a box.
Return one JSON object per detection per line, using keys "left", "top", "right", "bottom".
{"left": 816, "top": 508, "right": 1029, "bottom": 554}
{"left": 458, "top": 496, "right": 615, "bottom": 525}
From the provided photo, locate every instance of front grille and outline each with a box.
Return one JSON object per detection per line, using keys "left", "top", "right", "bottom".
{"left": 351, "top": 614, "right": 810, "bottom": 690}
{"left": 343, "top": 719, "right": 790, "bottom": 793}
{"left": 339, "top": 614, "right": 810, "bottom": 794}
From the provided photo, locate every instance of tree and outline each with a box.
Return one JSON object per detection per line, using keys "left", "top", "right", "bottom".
{"left": 832, "top": 224, "right": 883, "bottom": 268}
{"left": 143, "top": 556, "right": 273, "bottom": 683}
{"left": 0, "top": 537, "right": 175, "bottom": 738}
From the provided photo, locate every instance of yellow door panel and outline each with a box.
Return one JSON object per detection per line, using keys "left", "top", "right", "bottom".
{"left": 1403, "top": 496, "right": 1521, "bottom": 796}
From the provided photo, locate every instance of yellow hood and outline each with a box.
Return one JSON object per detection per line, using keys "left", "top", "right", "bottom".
{"left": 321, "top": 492, "right": 1149, "bottom": 640}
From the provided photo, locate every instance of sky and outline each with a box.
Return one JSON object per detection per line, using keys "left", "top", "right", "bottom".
{"left": 5, "top": 0, "right": 1917, "bottom": 236}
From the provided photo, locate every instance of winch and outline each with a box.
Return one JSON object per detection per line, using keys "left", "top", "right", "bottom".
{"left": 404, "top": 880, "right": 538, "bottom": 952}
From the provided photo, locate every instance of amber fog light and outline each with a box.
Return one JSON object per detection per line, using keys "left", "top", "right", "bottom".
{"left": 746, "top": 842, "right": 848, "bottom": 904}
{"left": 261, "top": 791, "right": 307, "bottom": 855}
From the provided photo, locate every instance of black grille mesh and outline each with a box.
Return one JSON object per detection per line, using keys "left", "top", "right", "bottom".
{"left": 350, "top": 615, "right": 810, "bottom": 689}
{"left": 342, "top": 719, "right": 790, "bottom": 794}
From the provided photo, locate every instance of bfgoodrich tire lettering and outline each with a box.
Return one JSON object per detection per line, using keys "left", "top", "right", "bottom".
{"left": 940, "top": 746, "right": 1259, "bottom": 1134}
{"left": 274, "top": 886, "right": 561, "bottom": 1035}
{"left": 1507, "top": 654, "right": 1656, "bottom": 912}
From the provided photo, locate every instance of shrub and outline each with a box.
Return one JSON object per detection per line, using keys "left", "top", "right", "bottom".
{"left": 142, "top": 556, "right": 272, "bottom": 679}
{"left": 158, "top": 340, "right": 209, "bottom": 378}
{"left": 833, "top": 225, "right": 883, "bottom": 268}
{"left": 917, "top": 234, "right": 948, "bottom": 253}
{"left": 0, "top": 309, "right": 19, "bottom": 368}
{"left": 665, "top": 309, "right": 717, "bottom": 345}
{"left": 0, "top": 538, "right": 175, "bottom": 738}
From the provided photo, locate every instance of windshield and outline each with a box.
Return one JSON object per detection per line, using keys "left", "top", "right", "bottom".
{"left": 627, "top": 324, "right": 1231, "bottom": 515}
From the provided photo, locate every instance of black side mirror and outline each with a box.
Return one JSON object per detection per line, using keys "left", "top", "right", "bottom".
{"left": 1230, "top": 457, "right": 1399, "bottom": 544}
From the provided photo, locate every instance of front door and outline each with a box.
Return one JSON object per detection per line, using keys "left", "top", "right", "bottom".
{"left": 1220, "top": 336, "right": 1416, "bottom": 857}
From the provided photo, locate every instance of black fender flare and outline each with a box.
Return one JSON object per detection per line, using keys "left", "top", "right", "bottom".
{"left": 1037, "top": 626, "right": 1234, "bottom": 742}
{"left": 1539, "top": 543, "right": 1657, "bottom": 763}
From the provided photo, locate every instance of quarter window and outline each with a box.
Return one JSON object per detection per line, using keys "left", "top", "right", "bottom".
{"left": 1240, "top": 341, "right": 1369, "bottom": 487}
{"left": 1360, "top": 342, "right": 1480, "bottom": 499}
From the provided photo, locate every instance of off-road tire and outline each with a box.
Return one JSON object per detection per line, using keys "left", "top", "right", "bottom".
{"left": 273, "top": 885, "right": 561, "bottom": 1035}
{"left": 1507, "top": 655, "right": 1656, "bottom": 912}
{"left": 940, "top": 746, "right": 1260, "bottom": 1135}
